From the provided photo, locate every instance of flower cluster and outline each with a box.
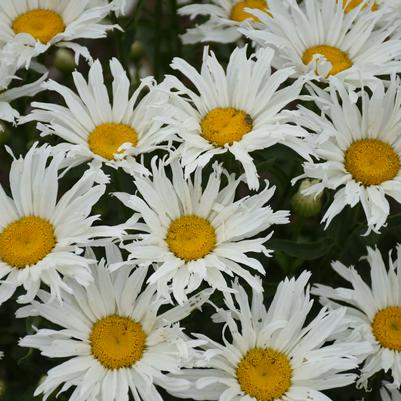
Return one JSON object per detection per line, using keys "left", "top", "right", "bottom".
{"left": 1, "top": 1, "right": 401, "bottom": 401}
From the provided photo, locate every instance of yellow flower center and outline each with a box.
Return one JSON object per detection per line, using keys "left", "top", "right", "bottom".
{"left": 236, "top": 348, "right": 292, "bottom": 401}
{"left": 302, "top": 45, "right": 353, "bottom": 76}
{"left": 338, "top": 0, "right": 378, "bottom": 13}
{"left": 230, "top": 0, "right": 269, "bottom": 22}
{"left": 88, "top": 123, "right": 138, "bottom": 160}
{"left": 201, "top": 107, "right": 253, "bottom": 147}
{"left": 166, "top": 215, "right": 216, "bottom": 262}
{"left": 345, "top": 139, "right": 400, "bottom": 186}
{"left": 0, "top": 216, "right": 56, "bottom": 269}
{"left": 90, "top": 315, "right": 146, "bottom": 370}
{"left": 372, "top": 307, "right": 401, "bottom": 351}
{"left": 12, "top": 9, "right": 65, "bottom": 44}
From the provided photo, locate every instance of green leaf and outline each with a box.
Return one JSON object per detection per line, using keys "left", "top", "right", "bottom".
{"left": 268, "top": 238, "right": 334, "bottom": 260}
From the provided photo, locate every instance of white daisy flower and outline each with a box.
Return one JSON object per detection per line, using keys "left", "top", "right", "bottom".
{"left": 0, "top": 0, "right": 118, "bottom": 68}
{"left": 21, "top": 58, "right": 175, "bottom": 177}
{"left": 293, "top": 77, "right": 401, "bottom": 234}
{"left": 381, "top": 382, "right": 401, "bottom": 401}
{"left": 0, "top": 144, "right": 122, "bottom": 305}
{"left": 240, "top": 0, "right": 401, "bottom": 87}
{"left": 313, "top": 246, "right": 401, "bottom": 388}
{"left": 18, "top": 245, "right": 211, "bottom": 401}
{"left": 165, "top": 46, "right": 311, "bottom": 190}
{"left": 169, "top": 272, "right": 371, "bottom": 401}
{"left": 115, "top": 159, "right": 289, "bottom": 304}
{"left": 179, "top": 0, "right": 278, "bottom": 44}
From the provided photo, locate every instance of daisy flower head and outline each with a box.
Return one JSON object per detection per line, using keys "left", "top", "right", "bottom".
{"left": 114, "top": 159, "right": 289, "bottom": 304}
{"left": 313, "top": 246, "right": 401, "bottom": 387}
{"left": 22, "top": 58, "right": 175, "bottom": 177}
{"left": 166, "top": 46, "right": 311, "bottom": 190}
{"left": 179, "top": 0, "right": 286, "bottom": 44}
{"left": 169, "top": 272, "right": 371, "bottom": 401}
{"left": 18, "top": 245, "right": 211, "bottom": 401}
{"left": 0, "top": 144, "right": 122, "bottom": 305}
{"left": 294, "top": 76, "right": 401, "bottom": 234}
{"left": 240, "top": 0, "right": 401, "bottom": 88}
{"left": 0, "top": 0, "right": 118, "bottom": 68}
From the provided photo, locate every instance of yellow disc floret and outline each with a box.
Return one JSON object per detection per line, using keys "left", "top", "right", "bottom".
{"left": 12, "top": 9, "right": 65, "bottom": 44}
{"left": 236, "top": 347, "right": 292, "bottom": 401}
{"left": 230, "top": 0, "right": 269, "bottom": 22}
{"left": 338, "top": 0, "right": 378, "bottom": 13}
{"left": 302, "top": 45, "right": 353, "bottom": 76}
{"left": 88, "top": 123, "right": 138, "bottom": 160}
{"left": 372, "top": 306, "right": 401, "bottom": 351}
{"left": 201, "top": 107, "right": 253, "bottom": 147}
{"left": 90, "top": 315, "right": 146, "bottom": 370}
{"left": 345, "top": 139, "right": 400, "bottom": 186}
{"left": 166, "top": 215, "right": 216, "bottom": 261}
{"left": 0, "top": 216, "right": 56, "bottom": 269}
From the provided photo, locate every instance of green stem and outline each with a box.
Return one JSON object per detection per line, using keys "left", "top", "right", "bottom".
{"left": 154, "top": 0, "right": 163, "bottom": 81}
{"left": 123, "top": 0, "right": 146, "bottom": 31}
{"left": 169, "top": 0, "right": 182, "bottom": 58}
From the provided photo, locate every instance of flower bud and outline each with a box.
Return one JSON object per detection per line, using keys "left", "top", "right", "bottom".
{"left": 291, "top": 179, "right": 323, "bottom": 218}
{"left": 54, "top": 48, "right": 76, "bottom": 74}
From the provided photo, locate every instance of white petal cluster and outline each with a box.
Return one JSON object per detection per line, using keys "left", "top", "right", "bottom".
{"left": 115, "top": 159, "right": 289, "bottom": 303}
{"left": 165, "top": 46, "right": 310, "bottom": 190}
{"left": 313, "top": 246, "right": 401, "bottom": 387}
{"left": 18, "top": 245, "right": 211, "bottom": 401}
{"left": 169, "top": 272, "right": 371, "bottom": 401}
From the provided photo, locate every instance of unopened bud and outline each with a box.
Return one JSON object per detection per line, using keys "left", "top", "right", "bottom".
{"left": 54, "top": 48, "right": 76, "bottom": 74}
{"left": 0, "top": 378, "right": 6, "bottom": 399}
{"left": 130, "top": 41, "right": 145, "bottom": 62}
{"left": 291, "top": 179, "right": 323, "bottom": 218}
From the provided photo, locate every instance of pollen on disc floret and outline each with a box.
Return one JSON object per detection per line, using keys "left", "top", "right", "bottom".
{"left": 372, "top": 306, "right": 401, "bottom": 351}
{"left": 12, "top": 9, "right": 65, "bottom": 44}
{"left": 0, "top": 216, "right": 56, "bottom": 269}
{"left": 344, "top": 139, "right": 400, "bottom": 186}
{"left": 90, "top": 315, "right": 147, "bottom": 370}
{"left": 230, "top": 0, "right": 268, "bottom": 22}
{"left": 302, "top": 45, "right": 353, "bottom": 76}
{"left": 236, "top": 347, "right": 292, "bottom": 401}
{"left": 201, "top": 107, "right": 253, "bottom": 147}
{"left": 166, "top": 215, "right": 216, "bottom": 261}
{"left": 88, "top": 123, "right": 139, "bottom": 160}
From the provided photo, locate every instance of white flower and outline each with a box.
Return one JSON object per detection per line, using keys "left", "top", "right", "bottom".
{"left": 115, "top": 159, "right": 289, "bottom": 304}
{"left": 18, "top": 245, "right": 211, "bottom": 401}
{"left": 21, "top": 58, "right": 175, "bottom": 177}
{"left": 240, "top": 0, "right": 401, "bottom": 88}
{"left": 294, "top": 77, "right": 401, "bottom": 233}
{"left": 0, "top": 0, "right": 118, "bottom": 68}
{"left": 313, "top": 246, "right": 401, "bottom": 388}
{"left": 0, "top": 144, "right": 122, "bottom": 305}
{"left": 165, "top": 46, "right": 311, "bottom": 190}
{"left": 179, "top": 0, "right": 282, "bottom": 44}
{"left": 169, "top": 272, "right": 371, "bottom": 401}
